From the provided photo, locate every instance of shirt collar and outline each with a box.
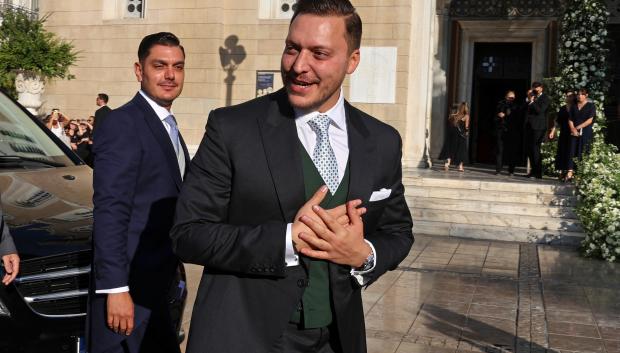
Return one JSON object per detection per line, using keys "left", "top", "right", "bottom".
{"left": 294, "top": 88, "right": 346, "bottom": 131}
{"left": 139, "top": 90, "right": 174, "bottom": 121}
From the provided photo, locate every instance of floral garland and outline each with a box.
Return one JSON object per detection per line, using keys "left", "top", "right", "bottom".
{"left": 548, "top": 0, "right": 620, "bottom": 261}
{"left": 555, "top": 0, "right": 609, "bottom": 124}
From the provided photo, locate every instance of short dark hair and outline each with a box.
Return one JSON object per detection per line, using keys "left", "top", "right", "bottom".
{"left": 578, "top": 88, "right": 589, "bottom": 95}
{"left": 97, "top": 93, "right": 109, "bottom": 103}
{"left": 291, "top": 0, "right": 362, "bottom": 52}
{"left": 532, "top": 81, "right": 543, "bottom": 88}
{"left": 138, "top": 32, "right": 185, "bottom": 63}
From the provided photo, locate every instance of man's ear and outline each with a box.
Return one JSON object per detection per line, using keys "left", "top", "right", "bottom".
{"left": 346, "top": 48, "right": 361, "bottom": 75}
{"left": 134, "top": 62, "right": 143, "bottom": 82}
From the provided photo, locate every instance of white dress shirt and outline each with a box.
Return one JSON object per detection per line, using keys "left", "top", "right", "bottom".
{"left": 139, "top": 90, "right": 186, "bottom": 179}
{"left": 96, "top": 91, "right": 186, "bottom": 294}
{"left": 283, "top": 90, "right": 376, "bottom": 284}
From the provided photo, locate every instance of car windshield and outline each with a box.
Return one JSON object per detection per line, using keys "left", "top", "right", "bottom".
{"left": 0, "top": 92, "right": 75, "bottom": 169}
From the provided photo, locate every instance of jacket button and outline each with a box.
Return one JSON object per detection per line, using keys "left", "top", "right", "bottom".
{"left": 297, "top": 279, "right": 307, "bottom": 287}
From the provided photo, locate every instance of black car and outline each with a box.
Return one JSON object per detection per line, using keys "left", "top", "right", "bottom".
{"left": 0, "top": 91, "right": 187, "bottom": 352}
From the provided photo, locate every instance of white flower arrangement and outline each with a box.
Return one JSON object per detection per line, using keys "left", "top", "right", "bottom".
{"left": 542, "top": 0, "right": 620, "bottom": 261}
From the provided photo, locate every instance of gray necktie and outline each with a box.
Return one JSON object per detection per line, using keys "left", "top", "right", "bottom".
{"left": 308, "top": 114, "right": 339, "bottom": 194}
{"left": 164, "top": 114, "right": 180, "bottom": 153}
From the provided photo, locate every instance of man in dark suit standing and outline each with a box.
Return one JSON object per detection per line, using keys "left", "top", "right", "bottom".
{"left": 524, "top": 82, "right": 550, "bottom": 179}
{"left": 495, "top": 90, "right": 519, "bottom": 175}
{"left": 171, "top": 1, "right": 414, "bottom": 352}
{"left": 94, "top": 93, "right": 112, "bottom": 130}
{"left": 89, "top": 32, "right": 189, "bottom": 353}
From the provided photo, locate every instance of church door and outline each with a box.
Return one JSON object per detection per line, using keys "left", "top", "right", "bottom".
{"left": 470, "top": 42, "right": 532, "bottom": 164}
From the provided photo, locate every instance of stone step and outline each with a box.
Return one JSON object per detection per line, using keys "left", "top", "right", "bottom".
{"left": 403, "top": 176, "right": 576, "bottom": 196}
{"left": 406, "top": 185, "right": 576, "bottom": 207}
{"left": 411, "top": 208, "right": 583, "bottom": 233}
{"left": 406, "top": 196, "right": 577, "bottom": 219}
{"left": 413, "top": 220, "right": 585, "bottom": 245}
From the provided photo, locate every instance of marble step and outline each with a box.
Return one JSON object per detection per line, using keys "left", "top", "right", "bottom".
{"left": 402, "top": 176, "right": 576, "bottom": 196}
{"left": 406, "top": 196, "right": 577, "bottom": 219}
{"left": 413, "top": 220, "right": 585, "bottom": 245}
{"left": 405, "top": 185, "right": 576, "bottom": 207}
{"left": 411, "top": 208, "right": 583, "bottom": 232}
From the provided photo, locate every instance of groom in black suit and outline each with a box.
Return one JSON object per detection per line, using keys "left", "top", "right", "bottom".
{"left": 171, "top": 1, "right": 413, "bottom": 352}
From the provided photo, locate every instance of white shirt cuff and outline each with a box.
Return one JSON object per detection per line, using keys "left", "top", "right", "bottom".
{"left": 285, "top": 223, "right": 300, "bottom": 267}
{"left": 351, "top": 240, "right": 376, "bottom": 286}
{"left": 95, "top": 286, "right": 129, "bottom": 294}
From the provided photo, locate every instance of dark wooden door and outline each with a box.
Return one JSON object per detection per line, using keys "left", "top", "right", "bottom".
{"left": 470, "top": 43, "right": 532, "bottom": 164}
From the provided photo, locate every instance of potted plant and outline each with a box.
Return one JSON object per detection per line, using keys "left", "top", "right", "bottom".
{"left": 0, "top": 8, "right": 77, "bottom": 115}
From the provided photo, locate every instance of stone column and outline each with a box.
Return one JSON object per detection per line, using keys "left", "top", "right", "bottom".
{"left": 15, "top": 72, "right": 45, "bottom": 116}
{"left": 429, "top": 1, "right": 452, "bottom": 161}
{"left": 402, "top": 0, "right": 436, "bottom": 168}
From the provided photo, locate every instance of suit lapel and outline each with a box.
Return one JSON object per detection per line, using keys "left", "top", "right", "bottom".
{"left": 132, "top": 93, "right": 183, "bottom": 190}
{"left": 257, "top": 90, "right": 306, "bottom": 223}
{"left": 345, "top": 101, "right": 376, "bottom": 204}
{"left": 179, "top": 133, "right": 191, "bottom": 173}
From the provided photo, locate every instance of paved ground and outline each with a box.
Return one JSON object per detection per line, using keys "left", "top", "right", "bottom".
{"left": 179, "top": 235, "right": 620, "bottom": 353}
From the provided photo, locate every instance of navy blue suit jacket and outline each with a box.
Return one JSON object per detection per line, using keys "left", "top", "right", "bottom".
{"left": 90, "top": 93, "right": 189, "bottom": 350}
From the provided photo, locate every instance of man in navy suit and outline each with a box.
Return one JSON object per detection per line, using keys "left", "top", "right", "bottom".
{"left": 89, "top": 32, "right": 189, "bottom": 353}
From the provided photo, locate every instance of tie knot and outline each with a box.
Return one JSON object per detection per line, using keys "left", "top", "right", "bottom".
{"left": 308, "top": 114, "right": 331, "bottom": 134}
{"left": 164, "top": 114, "right": 177, "bottom": 127}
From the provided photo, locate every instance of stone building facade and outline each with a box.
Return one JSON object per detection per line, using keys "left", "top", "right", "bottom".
{"left": 34, "top": 0, "right": 620, "bottom": 162}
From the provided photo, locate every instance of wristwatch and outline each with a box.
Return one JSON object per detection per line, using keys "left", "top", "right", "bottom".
{"left": 357, "top": 248, "right": 375, "bottom": 272}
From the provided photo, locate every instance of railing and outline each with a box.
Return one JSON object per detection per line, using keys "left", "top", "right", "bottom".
{"left": 0, "top": 0, "right": 38, "bottom": 19}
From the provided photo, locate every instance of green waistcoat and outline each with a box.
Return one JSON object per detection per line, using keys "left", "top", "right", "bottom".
{"left": 290, "top": 145, "right": 350, "bottom": 328}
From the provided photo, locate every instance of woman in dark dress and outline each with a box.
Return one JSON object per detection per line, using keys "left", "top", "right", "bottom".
{"left": 567, "top": 88, "right": 596, "bottom": 181}
{"left": 549, "top": 91, "right": 575, "bottom": 181}
{"left": 440, "top": 102, "right": 470, "bottom": 172}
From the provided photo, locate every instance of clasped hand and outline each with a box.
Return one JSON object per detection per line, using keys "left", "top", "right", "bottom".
{"left": 291, "top": 186, "right": 371, "bottom": 268}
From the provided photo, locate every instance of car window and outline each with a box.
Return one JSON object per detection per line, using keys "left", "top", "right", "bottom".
{"left": 0, "top": 92, "right": 75, "bottom": 169}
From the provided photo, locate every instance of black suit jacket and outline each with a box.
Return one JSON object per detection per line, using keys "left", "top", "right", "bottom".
{"left": 89, "top": 93, "right": 190, "bottom": 352}
{"left": 94, "top": 105, "right": 112, "bottom": 130}
{"left": 525, "top": 93, "right": 550, "bottom": 130}
{"left": 171, "top": 89, "right": 414, "bottom": 353}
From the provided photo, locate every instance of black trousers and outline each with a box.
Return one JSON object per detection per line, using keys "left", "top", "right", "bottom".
{"left": 495, "top": 129, "right": 506, "bottom": 173}
{"left": 270, "top": 323, "right": 341, "bottom": 353}
{"left": 525, "top": 125, "right": 546, "bottom": 178}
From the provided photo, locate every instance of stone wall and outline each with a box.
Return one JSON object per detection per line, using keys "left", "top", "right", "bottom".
{"left": 39, "top": 0, "right": 417, "bottom": 153}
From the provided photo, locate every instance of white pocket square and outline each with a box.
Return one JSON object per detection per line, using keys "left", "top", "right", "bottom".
{"left": 369, "top": 188, "right": 391, "bottom": 202}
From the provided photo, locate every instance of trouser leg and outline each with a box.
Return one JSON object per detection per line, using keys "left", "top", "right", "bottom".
{"left": 270, "top": 323, "right": 338, "bottom": 353}
{"left": 531, "top": 129, "right": 545, "bottom": 178}
{"left": 495, "top": 131, "right": 504, "bottom": 173}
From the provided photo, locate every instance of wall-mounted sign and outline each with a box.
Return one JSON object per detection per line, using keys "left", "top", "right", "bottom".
{"left": 256, "top": 70, "right": 282, "bottom": 97}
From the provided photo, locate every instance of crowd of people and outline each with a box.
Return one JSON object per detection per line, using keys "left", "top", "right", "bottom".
{"left": 41, "top": 93, "right": 111, "bottom": 167}
{"left": 440, "top": 82, "right": 596, "bottom": 181}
